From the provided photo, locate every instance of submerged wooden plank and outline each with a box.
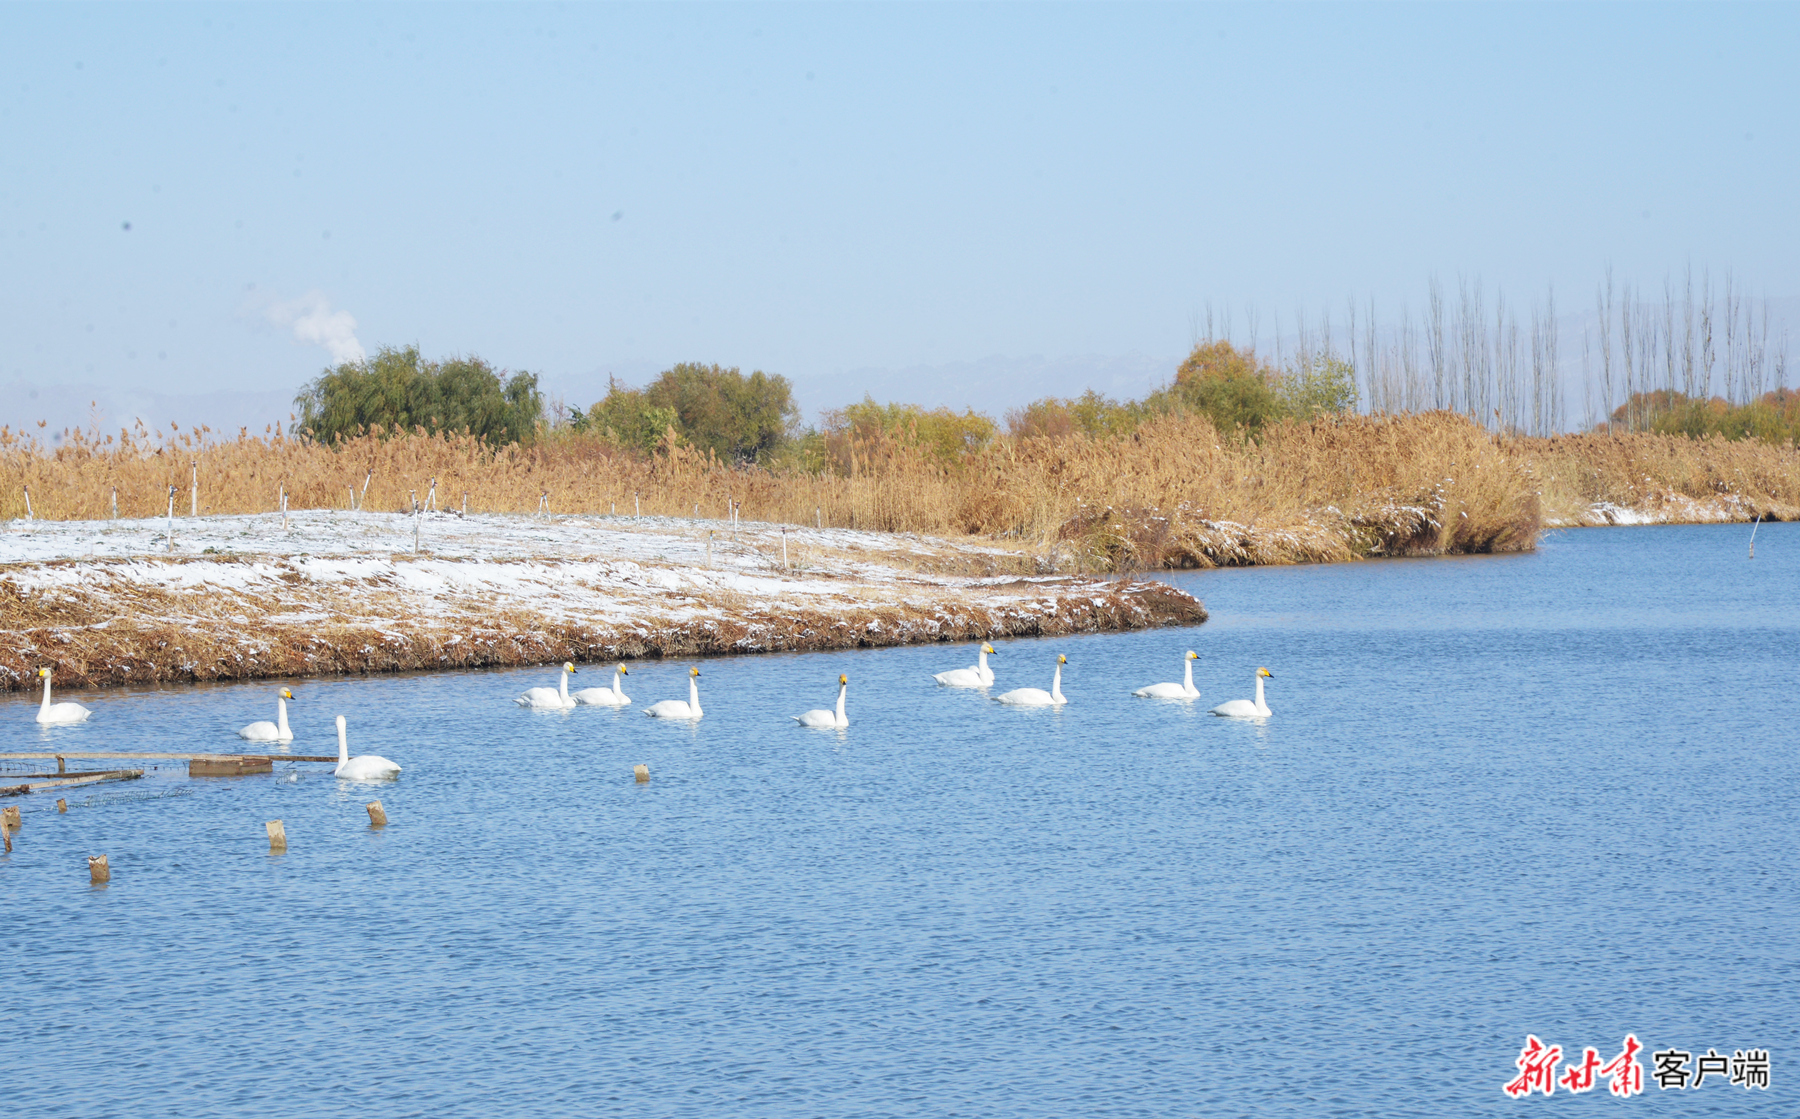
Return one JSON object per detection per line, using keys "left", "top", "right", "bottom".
{"left": 1, "top": 770, "right": 145, "bottom": 797}
{"left": 189, "top": 756, "right": 273, "bottom": 777}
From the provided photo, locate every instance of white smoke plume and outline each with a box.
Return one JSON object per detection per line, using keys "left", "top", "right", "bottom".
{"left": 264, "top": 291, "right": 366, "bottom": 364}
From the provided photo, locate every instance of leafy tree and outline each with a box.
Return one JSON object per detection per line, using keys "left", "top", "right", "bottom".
{"left": 1157, "top": 340, "right": 1285, "bottom": 434}
{"left": 821, "top": 396, "right": 997, "bottom": 470}
{"left": 1006, "top": 389, "right": 1149, "bottom": 440}
{"left": 1278, "top": 353, "right": 1360, "bottom": 420}
{"left": 585, "top": 363, "right": 797, "bottom": 463}
{"left": 581, "top": 376, "right": 684, "bottom": 454}
{"left": 294, "top": 345, "right": 543, "bottom": 446}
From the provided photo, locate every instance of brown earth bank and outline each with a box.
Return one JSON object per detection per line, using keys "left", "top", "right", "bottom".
{"left": 0, "top": 514, "right": 1205, "bottom": 693}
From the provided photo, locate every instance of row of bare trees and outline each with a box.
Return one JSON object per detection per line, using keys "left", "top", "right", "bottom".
{"left": 1197, "top": 269, "right": 1791, "bottom": 435}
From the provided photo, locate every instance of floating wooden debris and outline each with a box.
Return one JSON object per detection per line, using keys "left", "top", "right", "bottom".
{"left": 56, "top": 798, "right": 67, "bottom": 813}
{"left": 266, "top": 820, "right": 287, "bottom": 851}
{"left": 189, "top": 756, "right": 272, "bottom": 778}
{"left": 1, "top": 770, "right": 146, "bottom": 798}
{"left": 634, "top": 764, "right": 649, "bottom": 783}
{"left": 366, "top": 800, "right": 387, "bottom": 828}
{"left": 88, "top": 854, "right": 109, "bottom": 884}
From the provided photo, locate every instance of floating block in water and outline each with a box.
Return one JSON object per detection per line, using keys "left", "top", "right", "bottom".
{"left": 634, "top": 764, "right": 649, "bottom": 783}
{"left": 190, "top": 756, "right": 273, "bottom": 778}
{"left": 266, "top": 820, "right": 287, "bottom": 851}
{"left": 366, "top": 800, "right": 387, "bottom": 828}
{"left": 88, "top": 855, "right": 109, "bottom": 883}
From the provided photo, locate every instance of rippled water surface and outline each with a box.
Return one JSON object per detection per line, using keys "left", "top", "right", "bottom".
{"left": 5, "top": 523, "right": 1797, "bottom": 1117}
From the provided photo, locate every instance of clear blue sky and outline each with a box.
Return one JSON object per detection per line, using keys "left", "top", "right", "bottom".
{"left": 2, "top": 2, "right": 1795, "bottom": 431}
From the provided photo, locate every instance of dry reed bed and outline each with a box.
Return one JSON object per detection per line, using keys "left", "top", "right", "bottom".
{"left": 0, "top": 513, "right": 1205, "bottom": 692}
{"left": 3, "top": 413, "right": 1796, "bottom": 571}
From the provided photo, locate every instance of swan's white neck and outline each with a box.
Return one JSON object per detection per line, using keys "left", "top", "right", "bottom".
{"left": 977, "top": 648, "right": 989, "bottom": 672}
{"left": 1051, "top": 662, "right": 1065, "bottom": 703}
{"left": 1253, "top": 675, "right": 1268, "bottom": 714}
{"left": 835, "top": 681, "right": 847, "bottom": 725}
{"left": 276, "top": 696, "right": 290, "bottom": 736}
{"left": 611, "top": 669, "right": 624, "bottom": 695}
{"left": 1182, "top": 657, "right": 1195, "bottom": 694}
{"left": 337, "top": 720, "right": 350, "bottom": 765}
{"left": 39, "top": 674, "right": 52, "bottom": 713}
{"left": 688, "top": 676, "right": 702, "bottom": 717}
{"left": 558, "top": 670, "right": 570, "bottom": 702}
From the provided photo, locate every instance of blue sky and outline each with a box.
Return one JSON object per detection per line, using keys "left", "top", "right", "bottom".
{"left": 2, "top": 3, "right": 1795, "bottom": 432}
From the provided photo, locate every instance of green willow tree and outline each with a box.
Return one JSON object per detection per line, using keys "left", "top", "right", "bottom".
{"left": 293, "top": 346, "right": 543, "bottom": 447}
{"left": 585, "top": 363, "right": 799, "bottom": 463}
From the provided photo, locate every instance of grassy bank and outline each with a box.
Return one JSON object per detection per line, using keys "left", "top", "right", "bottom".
{"left": 3, "top": 412, "right": 1796, "bottom": 572}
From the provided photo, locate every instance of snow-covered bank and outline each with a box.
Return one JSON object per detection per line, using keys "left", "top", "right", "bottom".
{"left": 0, "top": 511, "right": 1205, "bottom": 691}
{"left": 1545, "top": 492, "right": 1791, "bottom": 528}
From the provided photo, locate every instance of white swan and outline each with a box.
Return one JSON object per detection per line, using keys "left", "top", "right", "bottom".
{"left": 573, "top": 663, "right": 631, "bottom": 707}
{"left": 516, "top": 662, "right": 577, "bottom": 708}
{"left": 996, "top": 654, "right": 1068, "bottom": 707}
{"left": 1133, "top": 650, "right": 1200, "bottom": 699}
{"left": 794, "top": 674, "right": 849, "bottom": 728}
{"left": 933, "top": 643, "right": 996, "bottom": 687}
{"left": 645, "top": 667, "right": 704, "bottom": 720}
{"left": 34, "top": 667, "right": 92, "bottom": 725}
{"left": 239, "top": 687, "right": 296, "bottom": 741}
{"left": 334, "top": 715, "right": 401, "bottom": 780}
{"left": 1210, "top": 667, "right": 1273, "bottom": 718}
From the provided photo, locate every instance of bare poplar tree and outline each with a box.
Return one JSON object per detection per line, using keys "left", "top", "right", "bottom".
{"left": 1597, "top": 271, "right": 1616, "bottom": 431}
{"left": 1428, "top": 277, "right": 1447, "bottom": 411}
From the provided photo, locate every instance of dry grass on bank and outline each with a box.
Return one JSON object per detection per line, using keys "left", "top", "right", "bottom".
{"left": 3, "top": 413, "right": 1795, "bottom": 570}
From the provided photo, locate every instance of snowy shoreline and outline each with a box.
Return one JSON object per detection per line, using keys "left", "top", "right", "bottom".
{"left": 0, "top": 511, "right": 1206, "bottom": 691}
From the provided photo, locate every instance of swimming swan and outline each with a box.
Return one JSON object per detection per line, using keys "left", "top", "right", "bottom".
{"left": 996, "top": 655, "right": 1068, "bottom": 707}
{"left": 1210, "top": 667, "right": 1273, "bottom": 718}
{"left": 574, "top": 663, "right": 631, "bottom": 707}
{"left": 1133, "top": 651, "right": 1200, "bottom": 699}
{"left": 34, "top": 668, "right": 92, "bottom": 725}
{"left": 516, "top": 662, "right": 577, "bottom": 708}
{"left": 933, "top": 643, "right": 996, "bottom": 687}
{"left": 239, "top": 687, "right": 296, "bottom": 741}
{"left": 794, "top": 674, "right": 849, "bottom": 728}
{"left": 334, "top": 715, "right": 401, "bottom": 780}
{"left": 645, "top": 667, "right": 704, "bottom": 720}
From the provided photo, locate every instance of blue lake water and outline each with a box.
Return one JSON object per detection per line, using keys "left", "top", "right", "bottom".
{"left": 4, "top": 522, "right": 1797, "bottom": 1117}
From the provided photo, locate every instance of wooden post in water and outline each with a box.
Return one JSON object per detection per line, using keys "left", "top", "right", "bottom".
{"left": 266, "top": 820, "right": 287, "bottom": 852}
{"left": 87, "top": 855, "right": 109, "bottom": 883}
{"left": 634, "top": 764, "right": 649, "bottom": 783}
{"left": 56, "top": 798, "right": 67, "bottom": 814}
{"left": 57, "top": 755, "right": 65, "bottom": 774}
{"left": 2, "top": 821, "right": 11, "bottom": 854}
{"left": 366, "top": 800, "right": 387, "bottom": 827}
{"left": 3, "top": 805, "right": 20, "bottom": 831}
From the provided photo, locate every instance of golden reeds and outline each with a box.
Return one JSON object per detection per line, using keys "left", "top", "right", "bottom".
{"left": 3, "top": 412, "right": 1794, "bottom": 570}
